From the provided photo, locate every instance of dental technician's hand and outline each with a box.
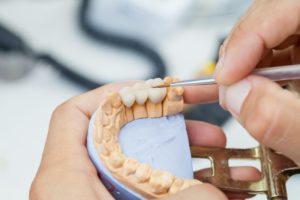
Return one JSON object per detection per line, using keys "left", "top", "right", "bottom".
{"left": 214, "top": 0, "right": 300, "bottom": 166}
{"left": 30, "top": 82, "right": 241, "bottom": 200}
{"left": 29, "top": 84, "right": 131, "bottom": 200}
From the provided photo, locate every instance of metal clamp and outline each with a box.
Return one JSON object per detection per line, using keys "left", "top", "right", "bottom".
{"left": 191, "top": 146, "right": 300, "bottom": 200}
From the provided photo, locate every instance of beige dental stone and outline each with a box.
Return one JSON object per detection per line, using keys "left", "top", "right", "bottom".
{"left": 103, "top": 126, "right": 118, "bottom": 141}
{"left": 149, "top": 170, "right": 174, "bottom": 194}
{"left": 135, "top": 163, "right": 152, "bottom": 183}
{"left": 162, "top": 78, "right": 184, "bottom": 116}
{"left": 180, "top": 180, "right": 193, "bottom": 191}
{"left": 93, "top": 108, "right": 108, "bottom": 145}
{"left": 102, "top": 100, "right": 113, "bottom": 115}
{"left": 114, "top": 107, "right": 127, "bottom": 130}
{"left": 102, "top": 130, "right": 113, "bottom": 143}
{"left": 125, "top": 107, "right": 134, "bottom": 122}
{"left": 162, "top": 93, "right": 184, "bottom": 116}
{"left": 102, "top": 142, "right": 121, "bottom": 154}
{"left": 145, "top": 100, "right": 162, "bottom": 118}
{"left": 132, "top": 103, "right": 148, "bottom": 119}
{"left": 97, "top": 144, "right": 110, "bottom": 156}
{"left": 163, "top": 76, "right": 173, "bottom": 86}
{"left": 168, "top": 87, "right": 184, "bottom": 101}
{"left": 107, "top": 151, "right": 125, "bottom": 169}
{"left": 93, "top": 114, "right": 103, "bottom": 144}
{"left": 101, "top": 112, "right": 110, "bottom": 127}
{"left": 169, "top": 178, "right": 184, "bottom": 194}
{"left": 187, "top": 179, "right": 202, "bottom": 186}
{"left": 122, "top": 158, "right": 140, "bottom": 176}
{"left": 108, "top": 92, "right": 122, "bottom": 108}
{"left": 162, "top": 89, "right": 184, "bottom": 116}
{"left": 162, "top": 99, "right": 184, "bottom": 116}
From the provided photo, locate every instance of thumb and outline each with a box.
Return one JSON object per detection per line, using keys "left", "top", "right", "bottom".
{"left": 214, "top": 0, "right": 300, "bottom": 85}
{"left": 158, "top": 184, "right": 227, "bottom": 200}
{"left": 220, "top": 75, "right": 300, "bottom": 165}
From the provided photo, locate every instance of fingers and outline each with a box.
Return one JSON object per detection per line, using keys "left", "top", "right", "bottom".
{"left": 275, "top": 34, "right": 300, "bottom": 50}
{"left": 183, "top": 84, "right": 218, "bottom": 104}
{"left": 214, "top": 0, "right": 300, "bottom": 85}
{"left": 195, "top": 167, "right": 261, "bottom": 181}
{"left": 225, "top": 166, "right": 260, "bottom": 200}
{"left": 195, "top": 167, "right": 261, "bottom": 199}
{"left": 219, "top": 75, "right": 300, "bottom": 165}
{"left": 41, "top": 82, "right": 136, "bottom": 167}
{"left": 186, "top": 120, "right": 226, "bottom": 148}
{"left": 159, "top": 184, "right": 227, "bottom": 200}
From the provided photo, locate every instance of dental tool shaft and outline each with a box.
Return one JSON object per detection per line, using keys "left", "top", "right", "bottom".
{"left": 155, "top": 64, "right": 300, "bottom": 88}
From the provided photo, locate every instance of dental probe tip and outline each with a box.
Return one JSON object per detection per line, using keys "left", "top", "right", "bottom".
{"left": 152, "top": 84, "right": 170, "bottom": 88}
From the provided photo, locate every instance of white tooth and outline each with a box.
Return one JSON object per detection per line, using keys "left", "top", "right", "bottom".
{"left": 146, "top": 78, "right": 166, "bottom": 103}
{"left": 119, "top": 87, "right": 135, "bottom": 107}
{"left": 146, "top": 78, "right": 163, "bottom": 87}
{"left": 133, "top": 82, "right": 149, "bottom": 105}
{"left": 146, "top": 79, "right": 154, "bottom": 86}
{"left": 135, "top": 90, "right": 148, "bottom": 104}
{"left": 153, "top": 78, "right": 163, "bottom": 85}
{"left": 148, "top": 88, "right": 166, "bottom": 103}
{"left": 133, "top": 82, "right": 149, "bottom": 90}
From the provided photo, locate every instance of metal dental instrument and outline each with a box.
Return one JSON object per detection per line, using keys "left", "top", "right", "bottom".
{"left": 155, "top": 64, "right": 300, "bottom": 88}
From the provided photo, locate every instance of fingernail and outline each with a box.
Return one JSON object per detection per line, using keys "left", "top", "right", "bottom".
{"left": 215, "top": 33, "right": 261, "bottom": 84}
{"left": 223, "top": 79, "right": 251, "bottom": 116}
{"left": 218, "top": 85, "right": 227, "bottom": 109}
{"left": 214, "top": 56, "right": 224, "bottom": 77}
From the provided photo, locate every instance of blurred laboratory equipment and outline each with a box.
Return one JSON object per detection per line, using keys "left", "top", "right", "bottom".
{"left": 187, "top": 0, "right": 252, "bottom": 24}
{"left": 0, "top": 0, "right": 252, "bottom": 125}
{"left": 0, "top": 0, "right": 252, "bottom": 88}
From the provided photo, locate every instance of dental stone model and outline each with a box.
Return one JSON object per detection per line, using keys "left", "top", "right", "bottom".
{"left": 87, "top": 77, "right": 202, "bottom": 199}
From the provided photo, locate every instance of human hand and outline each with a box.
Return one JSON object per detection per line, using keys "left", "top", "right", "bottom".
{"left": 30, "top": 82, "right": 259, "bottom": 200}
{"left": 213, "top": 0, "right": 300, "bottom": 166}
{"left": 29, "top": 83, "right": 132, "bottom": 200}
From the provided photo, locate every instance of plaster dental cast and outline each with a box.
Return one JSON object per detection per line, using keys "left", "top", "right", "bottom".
{"left": 30, "top": 0, "right": 300, "bottom": 199}
{"left": 87, "top": 77, "right": 200, "bottom": 199}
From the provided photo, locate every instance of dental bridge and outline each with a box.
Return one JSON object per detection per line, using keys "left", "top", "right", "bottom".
{"left": 89, "top": 77, "right": 300, "bottom": 200}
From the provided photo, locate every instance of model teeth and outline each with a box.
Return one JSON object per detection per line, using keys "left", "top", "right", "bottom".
{"left": 169, "top": 178, "right": 184, "bottom": 194}
{"left": 187, "top": 179, "right": 202, "bottom": 186}
{"left": 119, "top": 87, "right": 135, "bottom": 107}
{"left": 95, "top": 77, "right": 195, "bottom": 198}
{"left": 180, "top": 180, "right": 191, "bottom": 190}
{"left": 102, "top": 142, "right": 121, "bottom": 155}
{"left": 108, "top": 151, "right": 125, "bottom": 168}
{"left": 98, "top": 144, "right": 109, "bottom": 156}
{"left": 123, "top": 158, "right": 139, "bottom": 176}
{"left": 146, "top": 79, "right": 166, "bottom": 104}
{"left": 132, "top": 82, "right": 149, "bottom": 90}
{"left": 119, "top": 79, "right": 167, "bottom": 107}
{"left": 133, "top": 83, "right": 149, "bottom": 105}
{"left": 135, "top": 163, "right": 152, "bottom": 183}
{"left": 148, "top": 88, "right": 166, "bottom": 104}
{"left": 149, "top": 170, "right": 174, "bottom": 194}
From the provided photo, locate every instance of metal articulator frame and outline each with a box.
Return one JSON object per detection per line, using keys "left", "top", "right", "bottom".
{"left": 191, "top": 146, "right": 300, "bottom": 200}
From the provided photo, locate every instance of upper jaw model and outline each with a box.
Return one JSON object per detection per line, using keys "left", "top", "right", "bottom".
{"left": 87, "top": 77, "right": 202, "bottom": 199}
